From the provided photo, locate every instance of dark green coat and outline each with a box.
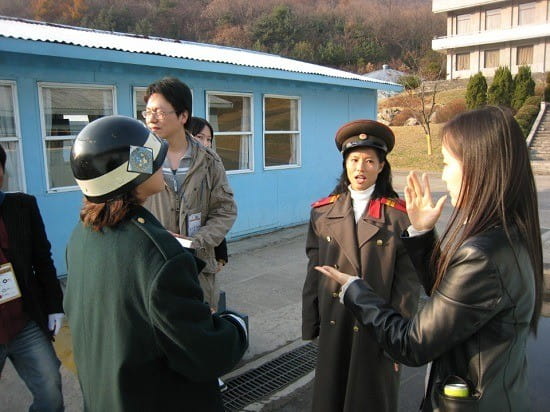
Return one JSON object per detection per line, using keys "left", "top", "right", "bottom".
{"left": 64, "top": 206, "right": 246, "bottom": 412}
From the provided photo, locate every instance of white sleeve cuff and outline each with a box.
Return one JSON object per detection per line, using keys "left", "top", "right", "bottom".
{"left": 339, "top": 276, "right": 361, "bottom": 304}
{"left": 407, "top": 225, "right": 431, "bottom": 237}
{"left": 225, "top": 314, "right": 248, "bottom": 339}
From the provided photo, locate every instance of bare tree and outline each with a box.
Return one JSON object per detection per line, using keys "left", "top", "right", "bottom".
{"left": 400, "top": 69, "right": 443, "bottom": 155}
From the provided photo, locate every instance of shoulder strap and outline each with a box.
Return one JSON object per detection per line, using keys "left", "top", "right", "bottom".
{"left": 368, "top": 197, "right": 407, "bottom": 219}
{"left": 381, "top": 197, "right": 407, "bottom": 213}
{"left": 311, "top": 194, "right": 340, "bottom": 208}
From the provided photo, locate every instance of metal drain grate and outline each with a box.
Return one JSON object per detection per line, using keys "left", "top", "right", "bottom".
{"left": 222, "top": 341, "right": 318, "bottom": 411}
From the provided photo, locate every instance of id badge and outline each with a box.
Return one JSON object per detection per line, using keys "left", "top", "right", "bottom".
{"left": 0, "top": 262, "right": 22, "bottom": 305}
{"left": 187, "top": 212, "right": 202, "bottom": 237}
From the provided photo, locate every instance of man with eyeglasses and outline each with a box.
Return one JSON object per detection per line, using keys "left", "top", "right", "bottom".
{"left": 142, "top": 77, "right": 237, "bottom": 316}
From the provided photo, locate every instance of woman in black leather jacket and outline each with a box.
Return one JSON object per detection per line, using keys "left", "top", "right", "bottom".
{"left": 316, "top": 106, "right": 543, "bottom": 411}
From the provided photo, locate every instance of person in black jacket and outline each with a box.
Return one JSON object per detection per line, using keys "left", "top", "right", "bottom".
{"left": 316, "top": 106, "right": 543, "bottom": 411}
{"left": 0, "top": 143, "right": 64, "bottom": 411}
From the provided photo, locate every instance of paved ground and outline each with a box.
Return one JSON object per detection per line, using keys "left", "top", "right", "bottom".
{"left": 1, "top": 171, "right": 549, "bottom": 411}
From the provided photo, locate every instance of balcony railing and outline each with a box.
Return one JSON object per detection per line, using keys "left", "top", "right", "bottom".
{"left": 432, "top": 23, "right": 550, "bottom": 50}
{"left": 433, "top": 0, "right": 508, "bottom": 13}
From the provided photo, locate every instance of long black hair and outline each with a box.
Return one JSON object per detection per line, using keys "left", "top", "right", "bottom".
{"left": 434, "top": 106, "right": 542, "bottom": 334}
{"left": 330, "top": 147, "right": 398, "bottom": 199}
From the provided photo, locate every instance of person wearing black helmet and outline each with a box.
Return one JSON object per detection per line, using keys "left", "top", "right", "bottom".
{"left": 302, "top": 120, "right": 420, "bottom": 412}
{"left": 64, "top": 115, "right": 247, "bottom": 412}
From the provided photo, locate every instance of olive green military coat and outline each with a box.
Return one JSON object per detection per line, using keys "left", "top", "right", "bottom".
{"left": 302, "top": 192, "right": 420, "bottom": 412}
{"left": 64, "top": 206, "right": 247, "bottom": 412}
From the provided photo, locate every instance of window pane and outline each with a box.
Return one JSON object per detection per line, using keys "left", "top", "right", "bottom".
{"left": 45, "top": 139, "right": 75, "bottom": 188}
{"left": 519, "top": 3, "right": 536, "bottom": 25}
{"left": 456, "top": 53, "right": 470, "bottom": 70}
{"left": 265, "top": 98, "right": 297, "bottom": 131}
{"left": 456, "top": 14, "right": 471, "bottom": 34}
{"left": 41, "top": 86, "right": 113, "bottom": 136}
{"left": 1, "top": 140, "right": 23, "bottom": 191}
{"left": 0, "top": 85, "right": 16, "bottom": 137}
{"left": 215, "top": 134, "right": 251, "bottom": 171}
{"left": 135, "top": 89, "right": 146, "bottom": 122}
{"left": 484, "top": 50, "right": 500, "bottom": 68}
{"left": 517, "top": 46, "right": 533, "bottom": 65}
{"left": 209, "top": 95, "right": 251, "bottom": 132}
{"left": 486, "top": 9, "right": 501, "bottom": 30}
{"left": 265, "top": 133, "right": 298, "bottom": 167}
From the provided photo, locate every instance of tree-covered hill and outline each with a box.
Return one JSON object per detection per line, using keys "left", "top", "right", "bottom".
{"left": 0, "top": 0, "right": 444, "bottom": 74}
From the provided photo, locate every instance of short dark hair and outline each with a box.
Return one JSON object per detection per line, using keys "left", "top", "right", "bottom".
{"left": 188, "top": 117, "right": 214, "bottom": 143}
{"left": 0, "top": 143, "right": 5, "bottom": 172}
{"left": 144, "top": 77, "right": 192, "bottom": 127}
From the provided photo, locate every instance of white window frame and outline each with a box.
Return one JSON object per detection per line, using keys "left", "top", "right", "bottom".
{"left": 262, "top": 94, "right": 301, "bottom": 170}
{"left": 133, "top": 86, "right": 147, "bottom": 122}
{"left": 206, "top": 91, "right": 254, "bottom": 174}
{"left": 0, "top": 80, "right": 26, "bottom": 192}
{"left": 38, "top": 82, "right": 117, "bottom": 192}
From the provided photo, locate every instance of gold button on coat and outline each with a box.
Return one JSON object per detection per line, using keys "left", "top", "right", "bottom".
{"left": 329, "top": 320, "right": 336, "bottom": 325}
{"left": 376, "top": 239, "right": 383, "bottom": 246}
{"left": 332, "top": 292, "right": 339, "bottom": 298}
{"left": 326, "top": 236, "right": 331, "bottom": 242}
{"left": 353, "top": 326, "right": 359, "bottom": 332}
{"left": 137, "top": 217, "right": 145, "bottom": 224}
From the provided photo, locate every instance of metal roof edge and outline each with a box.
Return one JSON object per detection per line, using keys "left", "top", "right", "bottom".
{"left": 0, "top": 36, "right": 402, "bottom": 92}
{"left": 0, "top": 15, "right": 402, "bottom": 92}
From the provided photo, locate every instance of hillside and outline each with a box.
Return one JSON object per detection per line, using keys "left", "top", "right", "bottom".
{"left": 0, "top": 0, "right": 444, "bottom": 74}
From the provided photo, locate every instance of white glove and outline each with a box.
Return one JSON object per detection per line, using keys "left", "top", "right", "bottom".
{"left": 48, "top": 313, "right": 64, "bottom": 336}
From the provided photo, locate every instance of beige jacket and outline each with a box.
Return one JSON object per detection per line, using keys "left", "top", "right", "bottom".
{"left": 144, "top": 136, "right": 237, "bottom": 274}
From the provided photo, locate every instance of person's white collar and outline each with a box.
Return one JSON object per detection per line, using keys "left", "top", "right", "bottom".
{"left": 348, "top": 184, "right": 375, "bottom": 223}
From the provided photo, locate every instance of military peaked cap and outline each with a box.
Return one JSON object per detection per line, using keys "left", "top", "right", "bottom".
{"left": 335, "top": 119, "right": 395, "bottom": 156}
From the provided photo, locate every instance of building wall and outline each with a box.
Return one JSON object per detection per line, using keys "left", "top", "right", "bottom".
{"left": 446, "top": 37, "right": 549, "bottom": 78}
{"left": 0, "top": 51, "right": 377, "bottom": 275}
{"left": 436, "top": 0, "right": 550, "bottom": 78}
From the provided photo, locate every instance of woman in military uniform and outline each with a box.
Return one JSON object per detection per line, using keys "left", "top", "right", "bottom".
{"left": 302, "top": 119, "right": 420, "bottom": 412}
{"left": 64, "top": 115, "right": 247, "bottom": 412}
{"left": 316, "top": 106, "right": 543, "bottom": 412}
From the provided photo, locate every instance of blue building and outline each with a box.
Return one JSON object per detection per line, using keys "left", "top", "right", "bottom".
{"left": 0, "top": 16, "right": 401, "bottom": 275}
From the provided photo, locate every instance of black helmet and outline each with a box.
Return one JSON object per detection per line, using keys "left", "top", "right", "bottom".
{"left": 70, "top": 115, "right": 168, "bottom": 203}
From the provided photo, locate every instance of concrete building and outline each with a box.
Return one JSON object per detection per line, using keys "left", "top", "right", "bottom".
{"left": 0, "top": 16, "right": 401, "bottom": 276}
{"left": 432, "top": 0, "right": 550, "bottom": 79}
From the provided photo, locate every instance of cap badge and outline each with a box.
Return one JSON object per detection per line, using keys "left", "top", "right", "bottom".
{"left": 128, "top": 146, "right": 153, "bottom": 174}
{"left": 359, "top": 133, "right": 367, "bottom": 140}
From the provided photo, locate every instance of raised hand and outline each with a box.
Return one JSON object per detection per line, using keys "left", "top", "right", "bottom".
{"left": 404, "top": 171, "right": 447, "bottom": 232}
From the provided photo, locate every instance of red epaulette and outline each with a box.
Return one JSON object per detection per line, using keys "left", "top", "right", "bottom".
{"left": 368, "top": 197, "right": 407, "bottom": 218}
{"left": 381, "top": 197, "right": 407, "bottom": 213}
{"left": 311, "top": 194, "right": 340, "bottom": 208}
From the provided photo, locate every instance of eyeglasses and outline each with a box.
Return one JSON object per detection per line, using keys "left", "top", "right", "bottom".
{"left": 141, "top": 110, "right": 176, "bottom": 120}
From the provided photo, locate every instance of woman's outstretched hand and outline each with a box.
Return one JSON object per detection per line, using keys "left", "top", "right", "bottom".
{"left": 404, "top": 171, "right": 447, "bottom": 232}
{"left": 315, "top": 265, "right": 354, "bottom": 286}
